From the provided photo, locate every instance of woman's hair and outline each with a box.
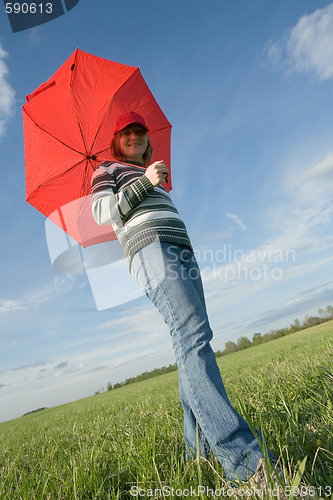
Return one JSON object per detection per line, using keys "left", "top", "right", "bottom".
{"left": 110, "top": 131, "right": 153, "bottom": 167}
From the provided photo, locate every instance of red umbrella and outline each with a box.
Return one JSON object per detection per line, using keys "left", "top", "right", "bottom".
{"left": 23, "top": 48, "right": 172, "bottom": 247}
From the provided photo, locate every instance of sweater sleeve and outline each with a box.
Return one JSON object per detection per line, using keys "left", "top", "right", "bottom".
{"left": 91, "top": 166, "right": 154, "bottom": 226}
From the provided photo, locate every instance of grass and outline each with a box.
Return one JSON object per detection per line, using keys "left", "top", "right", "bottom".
{"left": 0, "top": 321, "right": 332, "bottom": 499}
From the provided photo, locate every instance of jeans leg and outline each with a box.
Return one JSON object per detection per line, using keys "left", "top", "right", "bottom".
{"left": 130, "top": 242, "right": 266, "bottom": 481}
{"left": 179, "top": 376, "right": 211, "bottom": 461}
{"left": 177, "top": 247, "right": 211, "bottom": 461}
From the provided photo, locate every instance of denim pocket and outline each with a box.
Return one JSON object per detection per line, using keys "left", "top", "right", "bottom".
{"left": 130, "top": 242, "right": 166, "bottom": 293}
{"left": 130, "top": 251, "right": 149, "bottom": 292}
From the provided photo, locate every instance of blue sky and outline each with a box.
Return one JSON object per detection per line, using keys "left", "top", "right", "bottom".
{"left": 1, "top": 0, "right": 333, "bottom": 422}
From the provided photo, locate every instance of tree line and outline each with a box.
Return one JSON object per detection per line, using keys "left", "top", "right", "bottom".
{"left": 96, "top": 304, "right": 333, "bottom": 394}
{"left": 95, "top": 363, "right": 177, "bottom": 394}
{"left": 215, "top": 304, "right": 333, "bottom": 356}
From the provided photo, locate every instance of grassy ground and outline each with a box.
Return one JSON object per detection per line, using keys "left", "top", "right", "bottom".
{"left": 0, "top": 321, "right": 332, "bottom": 499}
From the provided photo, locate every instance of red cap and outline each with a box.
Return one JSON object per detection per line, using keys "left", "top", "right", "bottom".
{"left": 113, "top": 111, "right": 149, "bottom": 135}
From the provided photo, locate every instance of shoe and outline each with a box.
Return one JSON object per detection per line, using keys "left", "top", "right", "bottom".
{"left": 247, "top": 457, "right": 287, "bottom": 498}
{"left": 247, "top": 458, "right": 314, "bottom": 500}
{"left": 220, "top": 459, "right": 285, "bottom": 499}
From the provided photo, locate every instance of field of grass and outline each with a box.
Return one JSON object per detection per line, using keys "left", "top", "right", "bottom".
{"left": 1, "top": 321, "right": 332, "bottom": 499}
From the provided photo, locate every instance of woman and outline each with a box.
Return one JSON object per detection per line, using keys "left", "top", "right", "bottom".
{"left": 91, "top": 111, "right": 274, "bottom": 485}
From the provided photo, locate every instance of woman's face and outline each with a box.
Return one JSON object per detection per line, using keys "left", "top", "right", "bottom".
{"left": 118, "top": 124, "right": 148, "bottom": 163}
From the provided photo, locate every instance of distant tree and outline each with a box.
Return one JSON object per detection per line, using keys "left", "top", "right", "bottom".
{"left": 302, "top": 315, "right": 322, "bottom": 329}
{"left": 252, "top": 332, "right": 262, "bottom": 345}
{"left": 23, "top": 407, "right": 47, "bottom": 416}
{"left": 326, "top": 305, "right": 333, "bottom": 319}
{"left": 224, "top": 341, "right": 238, "bottom": 354}
{"left": 107, "top": 382, "right": 113, "bottom": 391}
{"left": 302, "top": 315, "right": 309, "bottom": 327}
{"left": 290, "top": 319, "right": 301, "bottom": 333}
{"left": 262, "top": 332, "right": 275, "bottom": 343}
{"left": 237, "top": 337, "right": 252, "bottom": 350}
{"left": 275, "top": 328, "right": 289, "bottom": 338}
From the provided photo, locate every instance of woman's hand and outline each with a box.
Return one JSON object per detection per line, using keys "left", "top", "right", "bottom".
{"left": 144, "top": 161, "right": 169, "bottom": 186}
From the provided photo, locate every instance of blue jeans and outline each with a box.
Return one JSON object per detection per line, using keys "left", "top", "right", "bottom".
{"left": 130, "top": 242, "right": 267, "bottom": 481}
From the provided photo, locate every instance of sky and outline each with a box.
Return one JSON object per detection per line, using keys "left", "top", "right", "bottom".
{"left": 0, "top": 0, "right": 333, "bottom": 423}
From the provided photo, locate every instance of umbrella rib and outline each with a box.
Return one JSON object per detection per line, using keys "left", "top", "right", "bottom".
{"left": 69, "top": 86, "right": 90, "bottom": 156}
{"left": 81, "top": 159, "right": 92, "bottom": 198}
{"left": 149, "top": 125, "right": 172, "bottom": 134}
{"left": 89, "top": 96, "right": 115, "bottom": 153}
{"left": 23, "top": 109, "right": 85, "bottom": 156}
{"left": 26, "top": 158, "right": 87, "bottom": 202}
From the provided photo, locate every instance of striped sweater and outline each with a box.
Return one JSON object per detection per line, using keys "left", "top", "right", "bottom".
{"left": 91, "top": 161, "right": 192, "bottom": 265}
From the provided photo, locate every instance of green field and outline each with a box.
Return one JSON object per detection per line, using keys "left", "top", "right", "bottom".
{"left": 1, "top": 321, "right": 332, "bottom": 499}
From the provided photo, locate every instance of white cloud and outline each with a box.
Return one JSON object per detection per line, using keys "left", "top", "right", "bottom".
{"left": 28, "top": 28, "right": 41, "bottom": 46}
{"left": 265, "top": 3, "right": 333, "bottom": 81}
{"left": 28, "top": 276, "right": 77, "bottom": 307}
{"left": 0, "top": 41, "right": 15, "bottom": 138}
{"left": 0, "top": 299, "right": 26, "bottom": 313}
{"left": 302, "top": 152, "right": 333, "bottom": 180}
{"left": 284, "top": 152, "right": 333, "bottom": 223}
{"left": 226, "top": 212, "right": 247, "bottom": 231}
{"left": 97, "top": 304, "right": 162, "bottom": 335}
{"left": 288, "top": 3, "right": 333, "bottom": 80}
{"left": 247, "top": 281, "right": 333, "bottom": 330}
{"left": 0, "top": 276, "right": 77, "bottom": 315}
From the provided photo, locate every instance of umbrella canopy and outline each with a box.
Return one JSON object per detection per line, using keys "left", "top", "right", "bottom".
{"left": 23, "top": 48, "right": 172, "bottom": 247}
